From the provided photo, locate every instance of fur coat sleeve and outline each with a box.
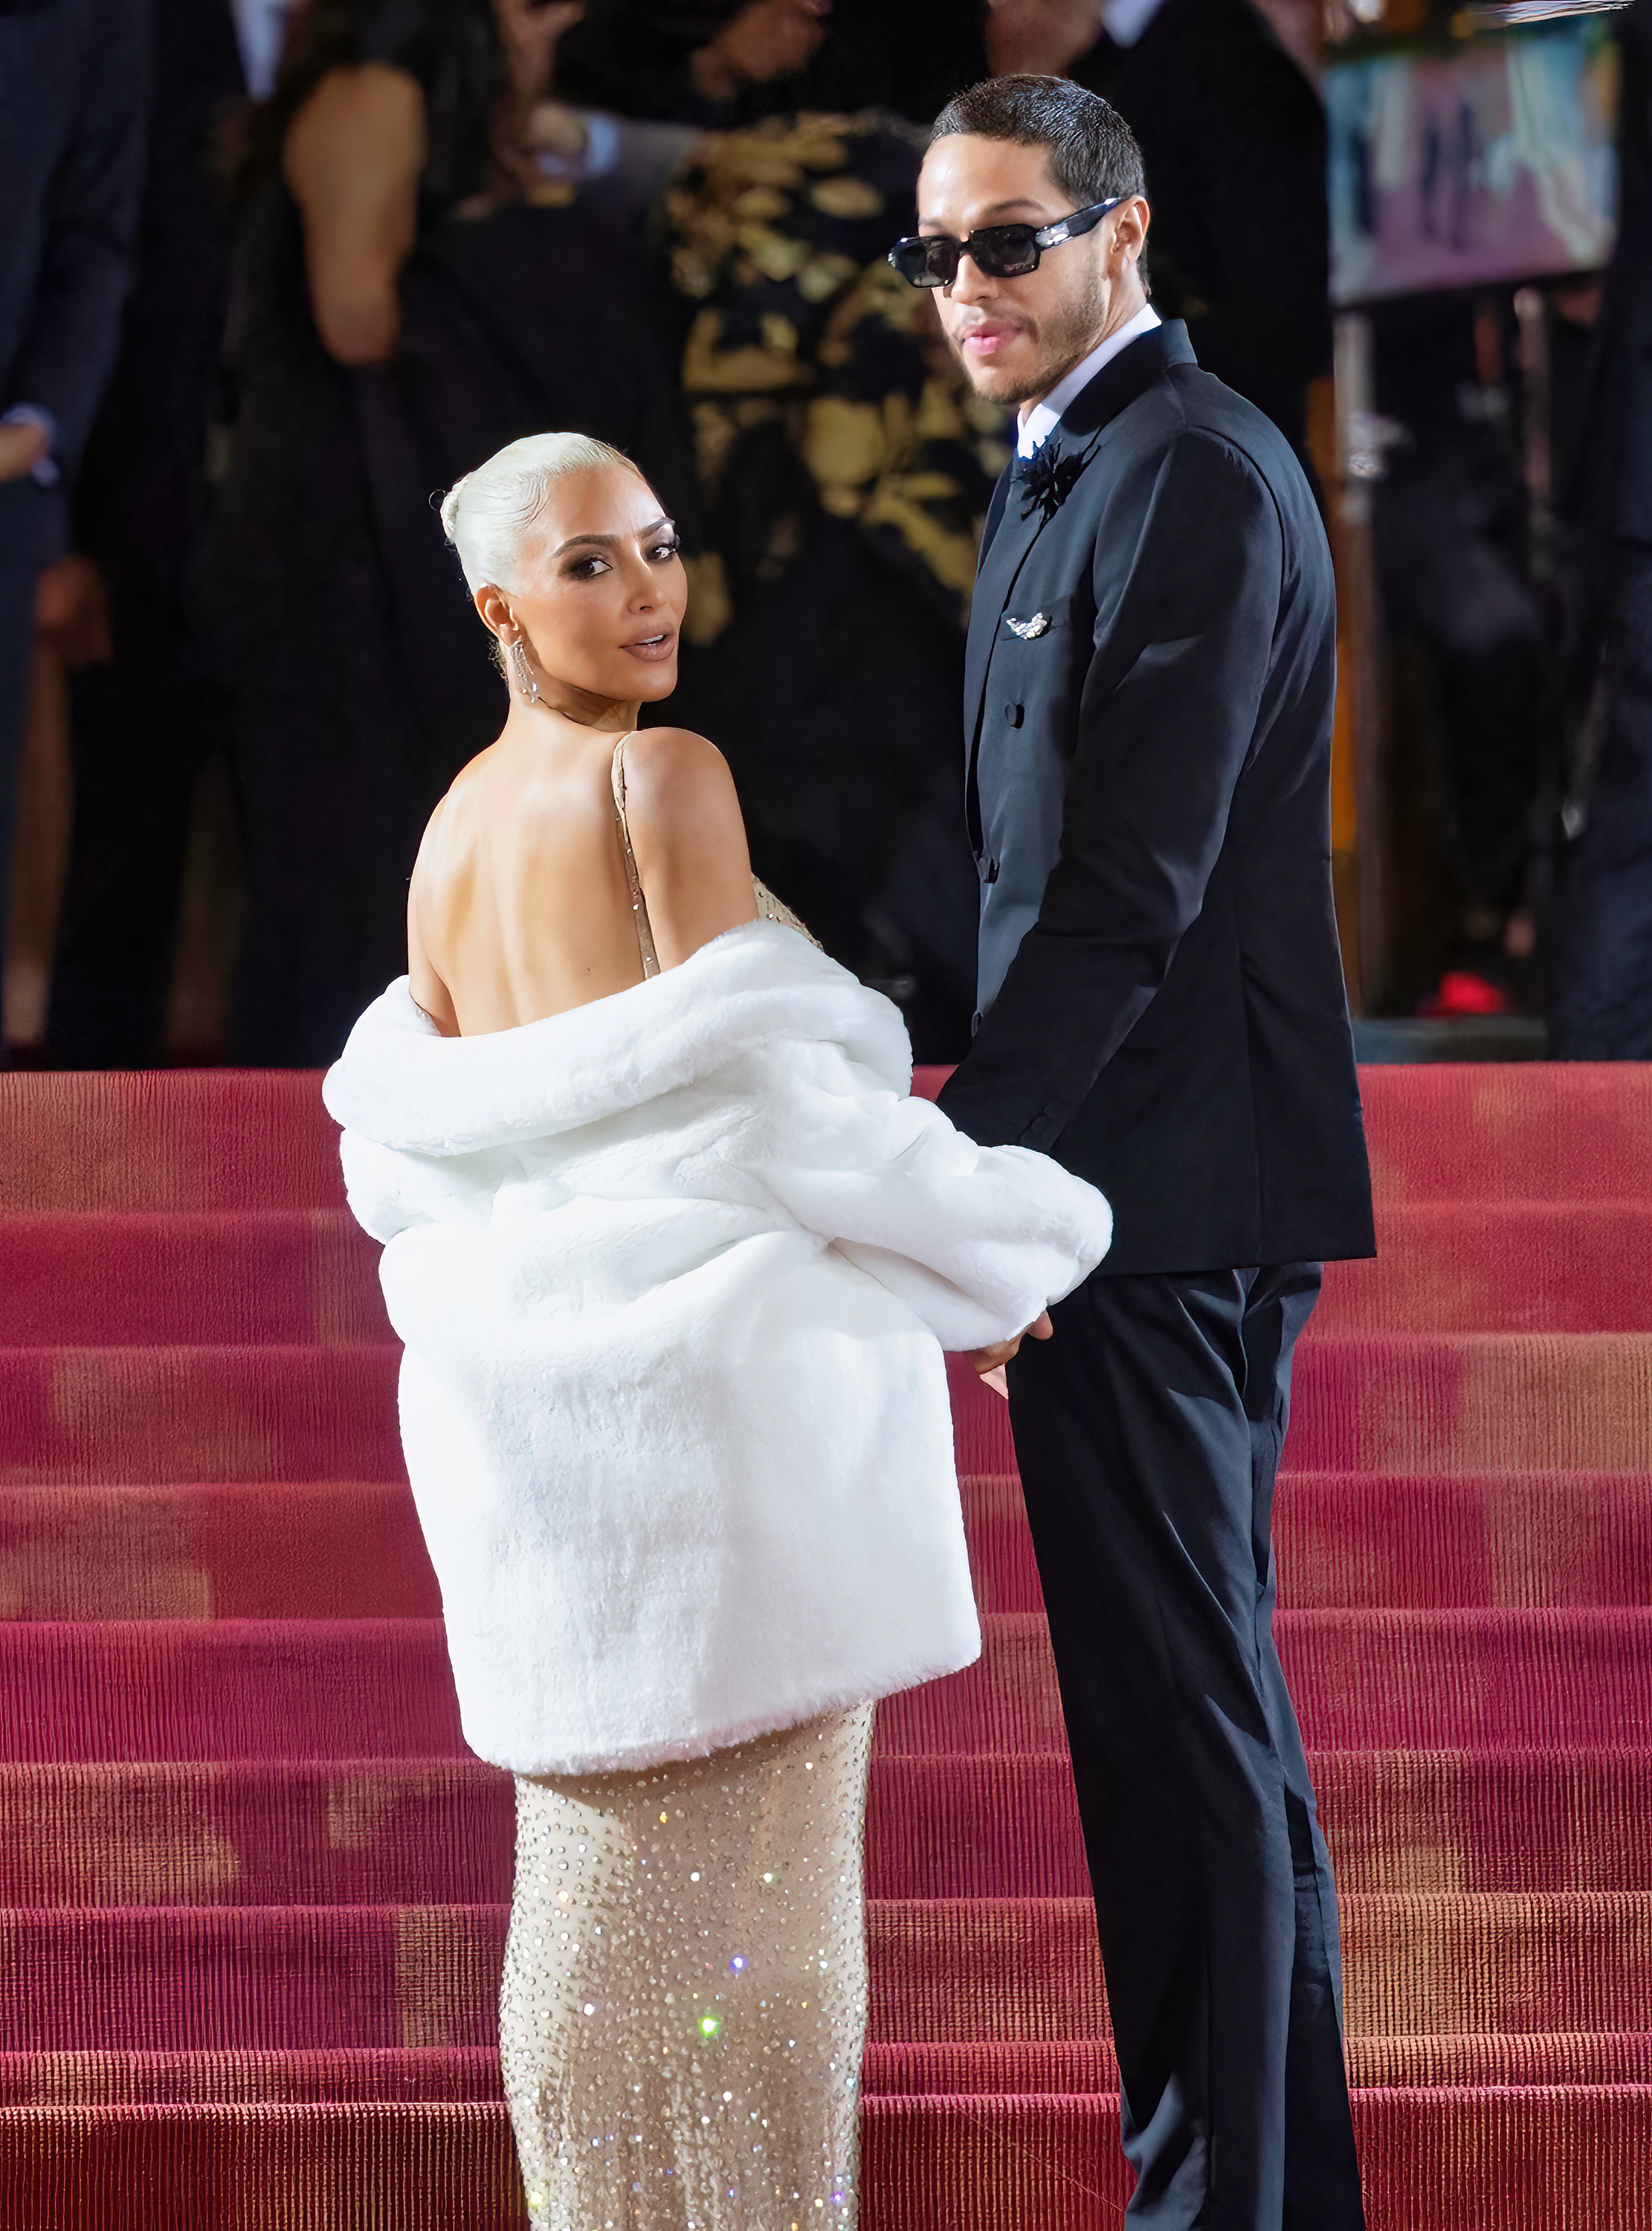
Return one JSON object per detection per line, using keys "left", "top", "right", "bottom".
{"left": 323, "top": 921, "right": 1110, "bottom": 1775}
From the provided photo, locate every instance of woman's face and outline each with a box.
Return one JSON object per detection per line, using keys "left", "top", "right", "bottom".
{"left": 485, "top": 464, "right": 688, "bottom": 706}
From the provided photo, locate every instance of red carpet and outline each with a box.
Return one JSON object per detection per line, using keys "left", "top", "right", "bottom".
{"left": 0, "top": 1063, "right": 1648, "bottom": 2227}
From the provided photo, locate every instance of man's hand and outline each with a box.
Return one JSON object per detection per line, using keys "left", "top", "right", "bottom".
{"left": 0, "top": 420, "right": 51, "bottom": 483}
{"left": 36, "top": 555, "right": 112, "bottom": 668}
{"left": 965, "top": 1309, "right": 1054, "bottom": 1398}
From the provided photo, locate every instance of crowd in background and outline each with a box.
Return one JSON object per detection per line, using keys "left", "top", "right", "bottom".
{"left": 2, "top": 0, "right": 1648, "bottom": 1068}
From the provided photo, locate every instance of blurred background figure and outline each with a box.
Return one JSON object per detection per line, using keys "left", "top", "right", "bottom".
{"left": 553, "top": 0, "right": 1004, "bottom": 1052}
{"left": 1366, "top": 290, "right": 1562, "bottom": 1017}
{"left": 0, "top": 0, "right": 151, "bottom": 1066}
{"left": 986, "top": 0, "right": 1330, "bottom": 460}
{"left": 556, "top": 0, "right": 987, "bottom": 132}
{"left": 196, "top": 0, "right": 700, "bottom": 1065}
{"left": 1547, "top": 0, "right": 1652, "bottom": 1056}
{"left": 33, "top": 0, "right": 248, "bottom": 1069}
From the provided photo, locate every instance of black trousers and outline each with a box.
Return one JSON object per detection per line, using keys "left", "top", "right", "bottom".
{"left": 1006, "top": 1263, "right": 1365, "bottom": 2230}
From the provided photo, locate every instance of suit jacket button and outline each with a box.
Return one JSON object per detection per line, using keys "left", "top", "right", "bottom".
{"left": 1004, "top": 701, "right": 1024, "bottom": 727}
{"left": 985, "top": 857, "right": 1000, "bottom": 884}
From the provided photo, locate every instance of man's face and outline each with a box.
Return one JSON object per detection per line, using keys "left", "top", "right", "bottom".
{"left": 915, "top": 135, "right": 1146, "bottom": 409}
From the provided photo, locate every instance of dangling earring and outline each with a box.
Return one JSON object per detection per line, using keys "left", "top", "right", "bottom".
{"left": 509, "top": 634, "right": 541, "bottom": 706}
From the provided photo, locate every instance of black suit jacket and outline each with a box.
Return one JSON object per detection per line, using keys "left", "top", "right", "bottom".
{"left": 938, "top": 323, "right": 1373, "bottom": 1275}
{"left": 0, "top": 0, "right": 151, "bottom": 564}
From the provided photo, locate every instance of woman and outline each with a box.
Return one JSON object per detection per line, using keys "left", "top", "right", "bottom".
{"left": 323, "top": 432, "right": 1111, "bottom": 2227}
{"left": 201, "top": 0, "right": 697, "bottom": 1064}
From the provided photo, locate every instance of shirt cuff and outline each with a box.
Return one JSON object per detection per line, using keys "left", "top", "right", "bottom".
{"left": 1, "top": 405, "right": 62, "bottom": 488}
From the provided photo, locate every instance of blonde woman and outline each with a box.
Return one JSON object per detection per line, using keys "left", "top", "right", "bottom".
{"left": 323, "top": 430, "right": 1111, "bottom": 2228}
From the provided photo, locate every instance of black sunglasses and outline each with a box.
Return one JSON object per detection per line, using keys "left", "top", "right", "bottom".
{"left": 887, "top": 197, "right": 1126, "bottom": 289}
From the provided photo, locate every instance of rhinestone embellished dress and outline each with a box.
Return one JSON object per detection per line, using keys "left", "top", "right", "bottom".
{"left": 498, "top": 750, "right": 869, "bottom": 2227}
{"left": 500, "top": 1704, "right": 876, "bottom": 2229}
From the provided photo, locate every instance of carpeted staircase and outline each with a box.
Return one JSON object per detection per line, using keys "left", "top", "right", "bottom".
{"left": 0, "top": 1064, "right": 1648, "bottom": 2227}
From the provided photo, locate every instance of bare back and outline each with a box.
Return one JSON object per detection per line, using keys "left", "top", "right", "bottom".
{"left": 407, "top": 720, "right": 757, "bottom": 1037}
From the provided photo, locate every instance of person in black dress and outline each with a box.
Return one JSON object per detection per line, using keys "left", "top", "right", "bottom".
{"left": 552, "top": 0, "right": 1004, "bottom": 1055}
{"left": 900, "top": 76, "right": 1372, "bottom": 2226}
{"left": 199, "top": 0, "right": 697, "bottom": 1063}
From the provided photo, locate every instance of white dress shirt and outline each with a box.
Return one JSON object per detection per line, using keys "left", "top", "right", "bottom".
{"left": 1016, "top": 303, "right": 1163, "bottom": 457}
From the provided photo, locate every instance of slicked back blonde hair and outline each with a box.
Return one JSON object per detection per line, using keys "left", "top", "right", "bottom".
{"left": 439, "top": 431, "right": 644, "bottom": 594}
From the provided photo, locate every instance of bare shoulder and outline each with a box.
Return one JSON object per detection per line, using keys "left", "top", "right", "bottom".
{"left": 620, "top": 728, "right": 746, "bottom": 840}
{"left": 287, "top": 62, "right": 425, "bottom": 162}
{"left": 619, "top": 729, "right": 752, "bottom": 894}
{"left": 619, "top": 727, "right": 738, "bottom": 804}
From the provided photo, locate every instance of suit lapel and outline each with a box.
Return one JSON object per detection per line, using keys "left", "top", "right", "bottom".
{"left": 963, "top": 322, "right": 1198, "bottom": 767}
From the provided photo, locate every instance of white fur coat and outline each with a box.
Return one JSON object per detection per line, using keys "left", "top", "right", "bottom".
{"left": 323, "top": 921, "right": 1111, "bottom": 1775}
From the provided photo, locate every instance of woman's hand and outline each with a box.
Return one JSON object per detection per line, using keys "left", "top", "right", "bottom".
{"left": 690, "top": 0, "right": 830, "bottom": 102}
{"left": 497, "top": 0, "right": 586, "bottom": 108}
{"left": 965, "top": 1310, "right": 1054, "bottom": 1398}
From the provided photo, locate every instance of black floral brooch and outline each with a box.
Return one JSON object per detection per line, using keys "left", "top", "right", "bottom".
{"left": 1016, "top": 434, "right": 1101, "bottom": 527}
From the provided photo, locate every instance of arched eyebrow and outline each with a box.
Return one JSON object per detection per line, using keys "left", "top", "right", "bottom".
{"left": 552, "top": 517, "right": 674, "bottom": 556}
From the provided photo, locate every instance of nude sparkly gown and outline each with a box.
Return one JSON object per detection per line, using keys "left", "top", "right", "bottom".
{"left": 496, "top": 738, "right": 874, "bottom": 2230}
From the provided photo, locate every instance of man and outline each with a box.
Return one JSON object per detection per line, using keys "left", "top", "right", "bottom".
{"left": 892, "top": 75, "right": 1373, "bottom": 2226}
{"left": 46, "top": 0, "right": 247, "bottom": 1063}
{"left": 0, "top": 0, "right": 150, "bottom": 1026}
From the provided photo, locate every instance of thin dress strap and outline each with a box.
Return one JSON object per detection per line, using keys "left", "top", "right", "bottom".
{"left": 610, "top": 733, "right": 660, "bottom": 979}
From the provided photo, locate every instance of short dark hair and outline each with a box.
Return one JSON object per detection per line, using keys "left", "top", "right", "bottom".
{"left": 929, "top": 74, "right": 1146, "bottom": 209}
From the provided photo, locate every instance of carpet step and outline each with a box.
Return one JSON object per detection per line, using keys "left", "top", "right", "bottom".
{"left": 1287, "top": 1334, "right": 1652, "bottom": 1475}
{"left": 867, "top": 2031, "right": 1652, "bottom": 2096}
{"left": 1, "top": 1610, "right": 1646, "bottom": 1762}
{"left": 0, "top": 2100, "right": 529, "bottom": 2231}
{"left": 0, "top": 1215, "right": 388, "bottom": 1347}
{"left": 953, "top": 1336, "right": 1652, "bottom": 1478}
{"left": 0, "top": 1347, "right": 404, "bottom": 1485}
{"left": 11, "top": 1470, "right": 1651, "bottom": 1623}
{"left": 6, "top": 1064, "right": 1649, "bottom": 1217}
{"left": 13, "top": 1336, "right": 1652, "bottom": 1486}
{"left": 0, "top": 1483, "right": 440, "bottom": 1620}
{"left": 3, "top": 1748, "right": 1648, "bottom": 1908}
{"left": 870, "top": 1893, "right": 1652, "bottom": 2047}
{"left": 1, "top": 2087, "right": 1647, "bottom": 2231}
{"left": 4, "top": 1896, "right": 1648, "bottom": 2053}
{"left": 1316, "top": 1204, "right": 1652, "bottom": 1333}
{"left": 0, "top": 1075, "right": 344, "bottom": 1214}
{"left": 1354, "top": 1063, "right": 1652, "bottom": 1205}
{"left": 0, "top": 2048, "right": 503, "bottom": 2105}
{"left": 7, "top": 2032, "right": 1650, "bottom": 2110}
{"left": 967, "top": 1470, "right": 1652, "bottom": 1614}
{"left": 10, "top": 1200, "right": 1652, "bottom": 1348}
{"left": 868, "top": 2088, "right": 1652, "bottom": 2231}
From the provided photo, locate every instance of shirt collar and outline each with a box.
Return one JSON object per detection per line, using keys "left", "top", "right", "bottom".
{"left": 1016, "top": 304, "right": 1163, "bottom": 457}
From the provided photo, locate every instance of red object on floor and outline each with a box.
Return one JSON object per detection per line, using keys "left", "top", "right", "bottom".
{"left": 1, "top": 1065, "right": 1651, "bottom": 2227}
{"left": 1419, "top": 969, "right": 1512, "bottom": 1017}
